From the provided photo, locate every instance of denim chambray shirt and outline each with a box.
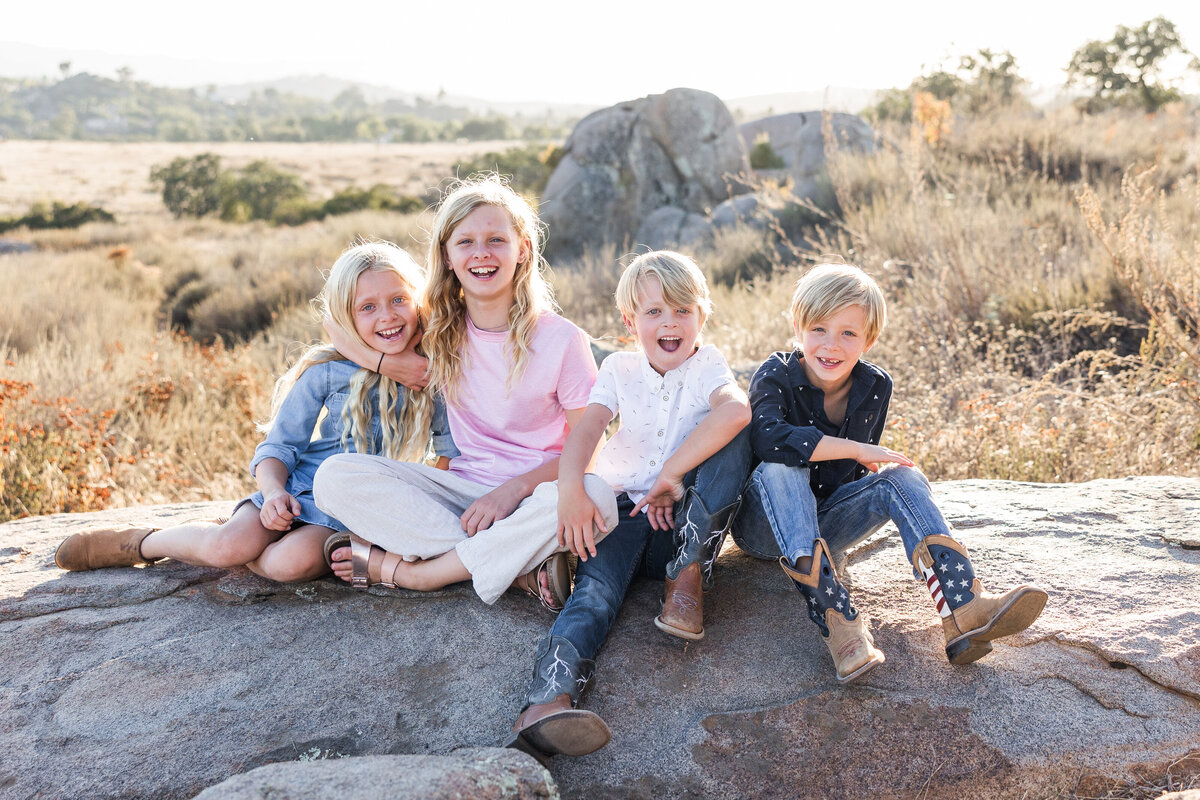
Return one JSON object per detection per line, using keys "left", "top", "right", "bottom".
{"left": 242, "top": 359, "right": 457, "bottom": 531}
{"left": 748, "top": 350, "right": 892, "bottom": 499}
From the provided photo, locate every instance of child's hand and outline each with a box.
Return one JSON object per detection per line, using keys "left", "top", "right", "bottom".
{"left": 631, "top": 473, "right": 685, "bottom": 531}
{"left": 854, "top": 442, "right": 915, "bottom": 472}
{"left": 461, "top": 480, "right": 525, "bottom": 536}
{"left": 557, "top": 485, "right": 608, "bottom": 561}
{"left": 260, "top": 489, "right": 301, "bottom": 531}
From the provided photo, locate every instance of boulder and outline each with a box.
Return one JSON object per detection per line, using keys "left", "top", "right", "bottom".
{"left": 541, "top": 88, "right": 750, "bottom": 259}
{"left": 191, "top": 749, "right": 555, "bottom": 799}
{"left": 739, "top": 111, "right": 877, "bottom": 209}
{"left": 3, "top": 478, "right": 1200, "bottom": 799}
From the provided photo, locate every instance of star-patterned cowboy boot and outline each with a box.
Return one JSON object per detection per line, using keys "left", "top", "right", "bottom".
{"left": 779, "top": 537, "right": 884, "bottom": 684}
{"left": 912, "top": 534, "right": 1048, "bottom": 665}
{"left": 655, "top": 489, "right": 741, "bottom": 641}
{"left": 503, "top": 635, "right": 611, "bottom": 764}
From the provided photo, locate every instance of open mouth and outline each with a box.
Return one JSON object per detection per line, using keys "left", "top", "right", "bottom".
{"left": 468, "top": 266, "right": 498, "bottom": 277}
{"left": 815, "top": 356, "right": 842, "bottom": 369}
{"left": 376, "top": 324, "right": 406, "bottom": 342}
{"left": 658, "top": 336, "right": 681, "bottom": 353}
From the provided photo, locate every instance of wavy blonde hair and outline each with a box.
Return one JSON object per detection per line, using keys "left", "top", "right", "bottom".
{"left": 261, "top": 241, "right": 433, "bottom": 463}
{"left": 423, "top": 176, "right": 555, "bottom": 403}
{"left": 790, "top": 263, "right": 887, "bottom": 346}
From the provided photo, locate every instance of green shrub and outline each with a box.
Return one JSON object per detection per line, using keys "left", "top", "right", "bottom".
{"left": 219, "top": 160, "right": 306, "bottom": 223}
{"left": 453, "top": 143, "right": 562, "bottom": 196}
{"left": 748, "top": 134, "right": 786, "bottom": 169}
{"left": 150, "top": 154, "right": 224, "bottom": 218}
{"left": 0, "top": 201, "right": 115, "bottom": 233}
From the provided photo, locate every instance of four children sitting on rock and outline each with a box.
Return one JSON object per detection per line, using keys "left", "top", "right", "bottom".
{"left": 54, "top": 233, "right": 1049, "bottom": 763}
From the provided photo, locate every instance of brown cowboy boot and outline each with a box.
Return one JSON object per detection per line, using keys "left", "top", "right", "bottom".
{"left": 54, "top": 527, "right": 159, "bottom": 571}
{"left": 912, "top": 534, "right": 1048, "bottom": 665}
{"left": 503, "top": 636, "right": 610, "bottom": 764}
{"left": 655, "top": 490, "right": 740, "bottom": 641}
{"left": 779, "top": 538, "right": 885, "bottom": 684}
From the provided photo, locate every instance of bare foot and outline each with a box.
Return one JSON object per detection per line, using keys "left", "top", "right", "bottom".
{"left": 329, "top": 545, "right": 354, "bottom": 583}
{"left": 512, "top": 568, "right": 555, "bottom": 607}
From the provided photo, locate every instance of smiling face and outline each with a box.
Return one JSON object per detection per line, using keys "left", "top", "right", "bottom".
{"left": 624, "top": 276, "right": 704, "bottom": 376}
{"left": 795, "top": 303, "right": 874, "bottom": 393}
{"left": 443, "top": 204, "right": 528, "bottom": 311}
{"left": 352, "top": 269, "right": 420, "bottom": 355}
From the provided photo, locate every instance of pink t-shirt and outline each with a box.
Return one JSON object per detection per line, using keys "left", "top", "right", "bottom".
{"left": 446, "top": 311, "right": 596, "bottom": 487}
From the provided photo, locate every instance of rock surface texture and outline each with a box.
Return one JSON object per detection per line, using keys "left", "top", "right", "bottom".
{"left": 3, "top": 478, "right": 1199, "bottom": 799}
{"left": 540, "top": 87, "right": 749, "bottom": 258}
{"left": 739, "top": 111, "right": 877, "bottom": 208}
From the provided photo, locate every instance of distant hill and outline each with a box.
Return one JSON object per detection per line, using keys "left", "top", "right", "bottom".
{"left": 725, "top": 88, "right": 883, "bottom": 117}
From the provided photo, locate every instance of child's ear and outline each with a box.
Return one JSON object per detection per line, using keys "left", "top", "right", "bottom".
{"left": 864, "top": 336, "right": 878, "bottom": 353}
{"left": 621, "top": 314, "right": 636, "bottom": 336}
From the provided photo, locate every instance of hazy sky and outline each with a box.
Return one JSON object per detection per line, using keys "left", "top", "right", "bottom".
{"left": 5, "top": 1, "right": 1200, "bottom": 103}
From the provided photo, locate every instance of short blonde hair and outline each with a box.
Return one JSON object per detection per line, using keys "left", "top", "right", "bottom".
{"left": 615, "top": 250, "right": 713, "bottom": 321}
{"left": 790, "top": 263, "right": 886, "bottom": 344}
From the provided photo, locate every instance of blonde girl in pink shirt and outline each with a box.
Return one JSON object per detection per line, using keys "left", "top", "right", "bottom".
{"left": 314, "top": 176, "right": 616, "bottom": 609}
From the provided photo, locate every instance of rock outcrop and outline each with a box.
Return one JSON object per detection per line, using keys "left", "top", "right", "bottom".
{"left": 739, "top": 111, "right": 877, "bottom": 208}
{"left": 540, "top": 88, "right": 749, "bottom": 259}
{"left": 3, "top": 479, "right": 1199, "bottom": 799}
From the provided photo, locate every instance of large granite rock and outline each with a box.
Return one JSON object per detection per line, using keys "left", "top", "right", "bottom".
{"left": 3, "top": 478, "right": 1200, "bottom": 799}
{"left": 739, "top": 111, "right": 877, "bottom": 210}
{"left": 541, "top": 88, "right": 750, "bottom": 259}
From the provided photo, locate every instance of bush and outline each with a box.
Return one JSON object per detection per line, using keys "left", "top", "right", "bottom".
{"left": 219, "top": 160, "right": 306, "bottom": 223}
{"left": 748, "top": 134, "right": 786, "bottom": 170}
{"left": 453, "top": 143, "right": 563, "bottom": 196}
{"left": 0, "top": 201, "right": 115, "bottom": 233}
{"left": 150, "top": 154, "right": 224, "bottom": 218}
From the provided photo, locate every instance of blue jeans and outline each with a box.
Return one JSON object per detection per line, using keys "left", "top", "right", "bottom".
{"left": 549, "top": 431, "right": 750, "bottom": 661}
{"left": 732, "top": 462, "right": 953, "bottom": 574}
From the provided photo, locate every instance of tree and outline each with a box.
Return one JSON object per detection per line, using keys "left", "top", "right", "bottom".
{"left": 1067, "top": 16, "right": 1198, "bottom": 111}
{"left": 58, "top": 61, "right": 71, "bottom": 80}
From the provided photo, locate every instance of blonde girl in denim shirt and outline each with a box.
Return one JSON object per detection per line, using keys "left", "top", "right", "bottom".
{"left": 55, "top": 241, "right": 454, "bottom": 582}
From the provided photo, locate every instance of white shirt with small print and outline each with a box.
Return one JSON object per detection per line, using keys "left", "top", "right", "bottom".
{"left": 589, "top": 344, "right": 736, "bottom": 506}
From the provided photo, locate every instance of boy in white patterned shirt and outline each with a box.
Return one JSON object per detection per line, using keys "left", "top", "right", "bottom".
{"left": 504, "top": 250, "right": 752, "bottom": 762}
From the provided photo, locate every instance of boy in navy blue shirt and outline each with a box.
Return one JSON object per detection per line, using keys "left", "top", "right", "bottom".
{"left": 733, "top": 264, "right": 1048, "bottom": 683}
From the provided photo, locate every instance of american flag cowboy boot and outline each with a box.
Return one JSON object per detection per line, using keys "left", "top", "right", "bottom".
{"left": 912, "top": 534, "right": 1048, "bottom": 665}
{"left": 656, "top": 489, "right": 741, "bottom": 641}
{"left": 779, "top": 538, "right": 885, "bottom": 685}
{"left": 503, "top": 635, "right": 611, "bottom": 763}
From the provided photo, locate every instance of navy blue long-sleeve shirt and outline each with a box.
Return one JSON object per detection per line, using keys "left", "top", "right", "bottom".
{"left": 748, "top": 350, "right": 893, "bottom": 499}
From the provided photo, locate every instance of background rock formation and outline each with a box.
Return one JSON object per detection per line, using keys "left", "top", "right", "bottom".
{"left": 2, "top": 478, "right": 1199, "bottom": 798}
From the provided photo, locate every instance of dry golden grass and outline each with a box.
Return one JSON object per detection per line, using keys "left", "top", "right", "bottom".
{"left": 2, "top": 111, "right": 1199, "bottom": 521}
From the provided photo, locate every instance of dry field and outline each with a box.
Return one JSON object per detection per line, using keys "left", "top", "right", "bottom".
{"left": 0, "top": 139, "right": 510, "bottom": 219}
{"left": 2, "top": 111, "right": 1199, "bottom": 522}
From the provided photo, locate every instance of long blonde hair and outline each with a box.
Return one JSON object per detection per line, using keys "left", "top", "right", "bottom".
{"left": 262, "top": 241, "right": 433, "bottom": 462}
{"left": 423, "top": 176, "right": 555, "bottom": 403}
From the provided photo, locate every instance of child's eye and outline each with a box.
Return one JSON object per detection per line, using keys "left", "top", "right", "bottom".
{"left": 677, "top": 308, "right": 690, "bottom": 315}
{"left": 360, "top": 303, "right": 375, "bottom": 313}
{"left": 646, "top": 308, "right": 660, "bottom": 316}
{"left": 490, "top": 236, "right": 505, "bottom": 244}
{"left": 392, "top": 295, "right": 407, "bottom": 305}
{"left": 843, "top": 330, "right": 857, "bottom": 337}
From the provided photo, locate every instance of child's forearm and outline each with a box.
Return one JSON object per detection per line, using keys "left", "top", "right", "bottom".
{"left": 661, "top": 391, "right": 751, "bottom": 481}
{"left": 253, "top": 457, "right": 290, "bottom": 496}
{"left": 559, "top": 406, "right": 610, "bottom": 489}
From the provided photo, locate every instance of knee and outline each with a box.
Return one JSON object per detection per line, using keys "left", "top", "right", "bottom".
{"left": 313, "top": 454, "right": 360, "bottom": 510}
{"left": 754, "top": 462, "right": 812, "bottom": 498}
{"left": 207, "top": 526, "right": 266, "bottom": 568}
{"left": 256, "top": 550, "right": 325, "bottom": 583}
{"left": 880, "top": 465, "right": 932, "bottom": 496}
{"left": 570, "top": 571, "right": 623, "bottom": 621}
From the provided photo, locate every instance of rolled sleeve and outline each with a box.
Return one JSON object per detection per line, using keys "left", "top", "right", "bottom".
{"left": 430, "top": 395, "right": 460, "bottom": 459}
{"left": 250, "top": 364, "right": 329, "bottom": 478}
{"left": 587, "top": 358, "right": 620, "bottom": 416}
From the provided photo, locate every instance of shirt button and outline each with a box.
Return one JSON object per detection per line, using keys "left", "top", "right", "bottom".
{"left": 662, "top": 395, "right": 669, "bottom": 401}
{"left": 650, "top": 460, "right": 656, "bottom": 467}
{"left": 657, "top": 430, "right": 664, "bottom": 437}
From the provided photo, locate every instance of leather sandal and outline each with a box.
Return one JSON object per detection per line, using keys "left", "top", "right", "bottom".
{"left": 322, "top": 531, "right": 404, "bottom": 590}
{"left": 515, "top": 552, "right": 571, "bottom": 612}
